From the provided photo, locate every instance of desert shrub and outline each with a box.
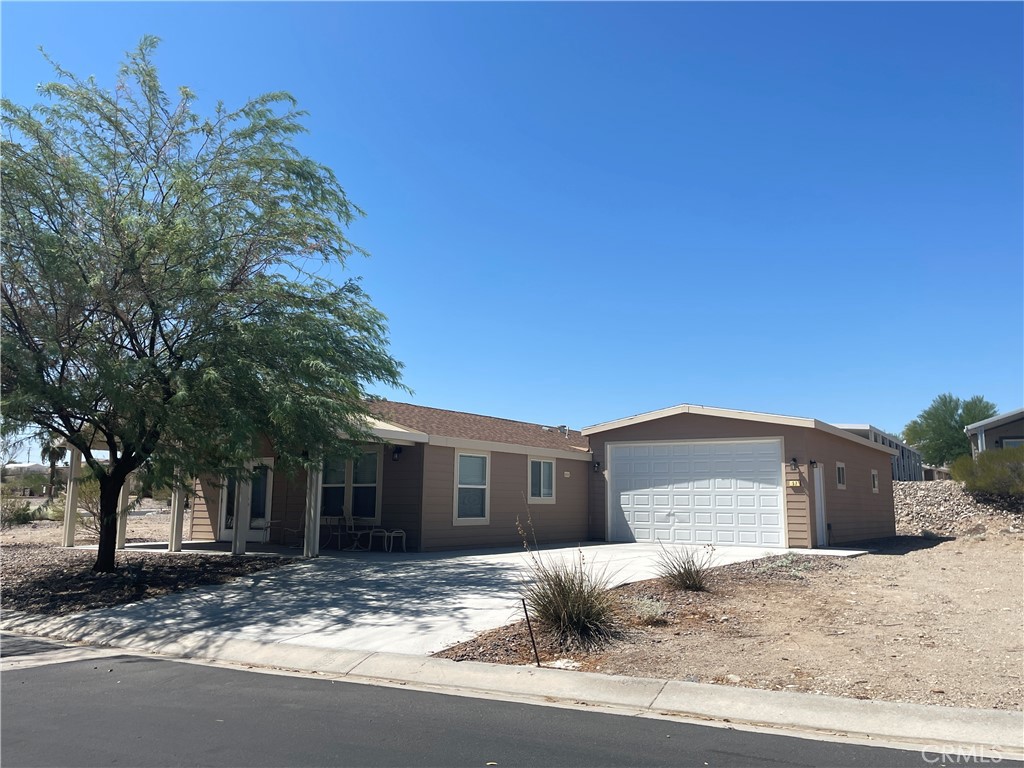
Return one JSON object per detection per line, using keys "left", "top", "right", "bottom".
{"left": 522, "top": 549, "right": 618, "bottom": 649}
{"left": 0, "top": 497, "right": 33, "bottom": 529}
{"left": 951, "top": 447, "right": 1024, "bottom": 497}
{"left": 629, "top": 596, "right": 669, "bottom": 626}
{"left": 656, "top": 543, "right": 716, "bottom": 591}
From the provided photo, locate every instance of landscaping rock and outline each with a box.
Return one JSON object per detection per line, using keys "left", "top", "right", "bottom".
{"left": 894, "top": 480, "right": 1023, "bottom": 537}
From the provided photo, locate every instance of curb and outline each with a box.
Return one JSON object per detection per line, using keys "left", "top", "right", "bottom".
{"left": 3, "top": 610, "right": 1022, "bottom": 757}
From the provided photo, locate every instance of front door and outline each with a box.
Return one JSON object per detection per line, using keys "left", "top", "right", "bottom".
{"left": 219, "top": 460, "right": 274, "bottom": 542}
{"left": 813, "top": 464, "right": 827, "bottom": 547}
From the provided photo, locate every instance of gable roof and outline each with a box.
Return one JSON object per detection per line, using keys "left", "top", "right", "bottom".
{"left": 964, "top": 407, "right": 1024, "bottom": 433}
{"left": 583, "top": 403, "right": 898, "bottom": 455}
{"left": 368, "top": 400, "right": 591, "bottom": 459}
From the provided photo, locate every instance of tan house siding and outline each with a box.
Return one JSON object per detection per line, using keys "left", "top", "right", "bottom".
{"left": 380, "top": 443, "right": 425, "bottom": 551}
{"left": 805, "top": 432, "right": 895, "bottom": 545}
{"left": 586, "top": 413, "right": 813, "bottom": 546}
{"left": 190, "top": 476, "right": 220, "bottom": 542}
{"left": 419, "top": 445, "right": 589, "bottom": 552}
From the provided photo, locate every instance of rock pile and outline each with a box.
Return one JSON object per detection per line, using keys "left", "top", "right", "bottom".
{"left": 894, "top": 480, "right": 1023, "bottom": 537}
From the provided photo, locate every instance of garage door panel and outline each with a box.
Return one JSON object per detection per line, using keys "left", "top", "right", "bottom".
{"left": 610, "top": 440, "right": 785, "bottom": 548}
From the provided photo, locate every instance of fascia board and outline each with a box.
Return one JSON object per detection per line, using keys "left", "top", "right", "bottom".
{"left": 426, "top": 435, "right": 592, "bottom": 462}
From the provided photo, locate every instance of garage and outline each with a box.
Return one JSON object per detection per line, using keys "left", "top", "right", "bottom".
{"left": 607, "top": 439, "right": 785, "bottom": 547}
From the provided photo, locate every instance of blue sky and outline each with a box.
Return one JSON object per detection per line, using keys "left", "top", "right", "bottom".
{"left": 3, "top": 1, "right": 1022, "bottom": 439}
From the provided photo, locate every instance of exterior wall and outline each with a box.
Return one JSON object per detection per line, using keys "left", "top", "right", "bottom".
{"left": 971, "top": 416, "right": 1024, "bottom": 455}
{"left": 586, "top": 414, "right": 813, "bottom": 548}
{"left": 190, "top": 476, "right": 220, "bottom": 541}
{"left": 805, "top": 431, "right": 896, "bottom": 545}
{"left": 420, "top": 444, "right": 589, "bottom": 552}
{"left": 266, "top": 467, "right": 308, "bottom": 547}
{"left": 380, "top": 443, "right": 425, "bottom": 552}
{"left": 840, "top": 426, "right": 922, "bottom": 481}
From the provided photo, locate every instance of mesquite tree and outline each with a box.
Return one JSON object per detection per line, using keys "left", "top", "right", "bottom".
{"left": 2, "top": 38, "right": 404, "bottom": 571}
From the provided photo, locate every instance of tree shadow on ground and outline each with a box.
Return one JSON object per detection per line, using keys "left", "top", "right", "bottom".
{"left": 860, "top": 535, "right": 955, "bottom": 556}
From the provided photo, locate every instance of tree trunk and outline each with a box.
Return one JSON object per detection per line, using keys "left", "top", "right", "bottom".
{"left": 47, "top": 459, "right": 57, "bottom": 500}
{"left": 93, "top": 474, "right": 126, "bottom": 573}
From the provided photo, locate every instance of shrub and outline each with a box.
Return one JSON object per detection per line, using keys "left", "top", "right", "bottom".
{"left": 521, "top": 547, "right": 618, "bottom": 649}
{"left": 629, "top": 596, "right": 669, "bottom": 626}
{"left": 951, "top": 447, "right": 1024, "bottom": 497}
{"left": 0, "top": 496, "right": 34, "bottom": 530}
{"left": 656, "top": 543, "right": 716, "bottom": 591}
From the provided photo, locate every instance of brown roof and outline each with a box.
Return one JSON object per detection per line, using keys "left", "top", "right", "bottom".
{"left": 369, "top": 400, "right": 590, "bottom": 453}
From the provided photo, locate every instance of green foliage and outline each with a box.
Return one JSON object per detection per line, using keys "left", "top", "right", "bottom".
{"left": 0, "top": 496, "right": 33, "bottom": 529}
{"left": 951, "top": 447, "right": 1024, "bottom": 497}
{"left": 656, "top": 543, "right": 716, "bottom": 591}
{"left": 7, "top": 472, "right": 48, "bottom": 495}
{"left": 903, "top": 394, "right": 997, "bottom": 467}
{"left": 522, "top": 549, "right": 619, "bottom": 649}
{"left": 1, "top": 38, "right": 405, "bottom": 570}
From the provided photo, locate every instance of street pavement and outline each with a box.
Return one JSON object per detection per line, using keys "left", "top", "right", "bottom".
{"left": 2, "top": 635, "right": 988, "bottom": 768}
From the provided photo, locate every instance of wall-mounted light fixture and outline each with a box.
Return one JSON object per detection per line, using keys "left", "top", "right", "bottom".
{"left": 789, "top": 457, "right": 799, "bottom": 471}
{"left": 809, "top": 459, "right": 818, "bottom": 468}
{"left": 392, "top": 446, "right": 403, "bottom": 462}
{"left": 593, "top": 461, "right": 601, "bottom": 473}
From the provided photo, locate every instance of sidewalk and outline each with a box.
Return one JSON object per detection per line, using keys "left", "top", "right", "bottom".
{"left": 3, "top": 608, "right": 1021, "bottom": 758}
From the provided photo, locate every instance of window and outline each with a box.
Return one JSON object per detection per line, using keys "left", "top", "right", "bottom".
{"left": 220, "top": 459, "right": 274, "bottom": 540}
{"left": 529, "top": 458, "right": 555, "bottom": 503}
{"left": 871, "top": 469, "right": 879, "bottom": 493}
{"left": 321, "top": 448, "right": 382, "bottom": 523}
{"left": 455, "top": 453, "right": 489, "bottom": 524}
{"left": 836, "top": 462, "right": 846, "bottom": 490}
{"left": 1004, "top": 438, "right": 1024, "bottom": 449}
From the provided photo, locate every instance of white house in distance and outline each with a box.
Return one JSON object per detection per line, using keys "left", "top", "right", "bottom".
{"left": 836, "top": 425, "right": 923, "bottom": 481}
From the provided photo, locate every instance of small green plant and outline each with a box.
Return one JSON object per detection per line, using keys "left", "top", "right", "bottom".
{"left": 656, "top": 543, "right": 716, "bottom": 591}
{"left": 951, "top": 447, "right": 1024, "bottom": 497}
{"left": 0, "top": 497, "right": 34, "bottom": 530}
{"left": 629, "top": 596, "right": 669, "bottom": 626}
{"left": 517, "top": 508, "right": 619, "bottom": 649}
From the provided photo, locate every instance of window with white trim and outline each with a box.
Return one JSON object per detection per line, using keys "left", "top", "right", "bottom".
{"left": 1004, "top": 438, "right": 1024, "bottom": 449}
{"left": 321, "top": 447, "right": 382, "bottom": 523}
{"left": 455, "top": 453, "right": 489, "bottom": 524}
{"left": 528, "top": 458, "right": 555, "bottom": 503}
{"left": 871, "top": 469, "right": 879, "bottom": 493}
{"left": 836, "top": 462, "right": 846, "bottom": 490}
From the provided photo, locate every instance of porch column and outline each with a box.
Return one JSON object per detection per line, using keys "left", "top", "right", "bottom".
{"left": 303, "top": 466, "right": 323, "bottom": 559}
{"left": 168, "top": 484, "right": 186, "bottom": 552}
{"left": 115, "top": 482, "right": 131, "bottom": 550}
{"left": 62, "top": 448, "right": 82, "bottom": 548}
{"left": 231, "top": 477, "right": 252, "bottom": 556}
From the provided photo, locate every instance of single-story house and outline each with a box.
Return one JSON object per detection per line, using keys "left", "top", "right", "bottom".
{"left": 965, "top": 408, "right": 1024, "bottom": 457}
{"left": 187, "top": 401, "right": 898, "bottom": 554}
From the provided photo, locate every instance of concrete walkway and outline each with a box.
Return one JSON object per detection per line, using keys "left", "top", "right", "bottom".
{"left": 11, "top": 541, "right": 862, "bottom": 655}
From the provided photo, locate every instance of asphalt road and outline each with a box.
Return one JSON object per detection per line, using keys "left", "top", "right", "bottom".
{"left": 0, "top": 634, "right": 1008, "bottom": 768}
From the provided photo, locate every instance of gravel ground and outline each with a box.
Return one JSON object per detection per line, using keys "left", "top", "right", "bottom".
{"left": 437, "top": 484, "right": 1024, "bottom": 711}
{"left": 1, "top": 513, "right": 294, "bottom": 615}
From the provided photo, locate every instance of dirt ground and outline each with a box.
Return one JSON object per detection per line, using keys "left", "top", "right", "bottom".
{"left": 437, "top": 529, "right": 1024, "bottom": 711}
{"left": 1, "top": 512, "right": 293, "bottom": 615}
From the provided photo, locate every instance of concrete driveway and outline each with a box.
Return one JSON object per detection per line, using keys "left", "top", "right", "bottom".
{"left": 42, "top": 542, "right": 860, "bottom": 656}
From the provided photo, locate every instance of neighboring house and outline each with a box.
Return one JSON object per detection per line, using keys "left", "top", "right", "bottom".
{"left": 188, "top": 401, "right": 898, "bottom": 553}
{"left": 834, "top": 425, "right": 923, "bottom": 481}
{"left": 965, "top": 408, "right": 1024, "bottom": 457}
{"left": 922, "top": 465, "right": 953, "bottom": 481}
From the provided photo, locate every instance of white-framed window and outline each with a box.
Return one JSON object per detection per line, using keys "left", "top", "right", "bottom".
{"left": 321, "top": 447, "right": 383, "bottom": 523}
{"left": 454, "top": 452, "right": 489, "bottom": 525}
{"left": 1004, "top": 438, "right": 1024, "bottom": 449}
{"left": 871, "top": 469, "right": 879, "bottom": 493}
{"left": 836, "top": 462, "right": 846, "bottom": 490}
{"left": 528, "top": 458, "right": 555, "bottom": 504}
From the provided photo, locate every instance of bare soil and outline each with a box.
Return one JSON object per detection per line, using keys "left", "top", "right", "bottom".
{"left": 437, "top": 529, "right": 1024, "bottom": 711}
{"left": 1, "top": 512, "right": 293, "bottom": 615}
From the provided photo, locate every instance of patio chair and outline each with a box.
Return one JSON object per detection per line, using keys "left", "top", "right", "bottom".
{"left": 342, "top": 513, "right": 383, "bottom": 551}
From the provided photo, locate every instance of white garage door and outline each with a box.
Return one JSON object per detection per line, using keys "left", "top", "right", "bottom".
{"left": 608, "top": 440, "right": 785, "bottom": 547}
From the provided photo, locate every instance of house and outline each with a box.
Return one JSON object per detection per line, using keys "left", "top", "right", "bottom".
{"left": 965, "top": 408, "right": 1024, "bottom": 457}
{"left": 922, "top": 465, "right": 953, "bottom": 481}
{"left": 584, "top": 404, "right": 896, "bottom": 549}
{"left": 834, "top": 425, "right": 923, "bottom": 481}
{"left": 186, "top": 401, "right": 898, "bottom": 554}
